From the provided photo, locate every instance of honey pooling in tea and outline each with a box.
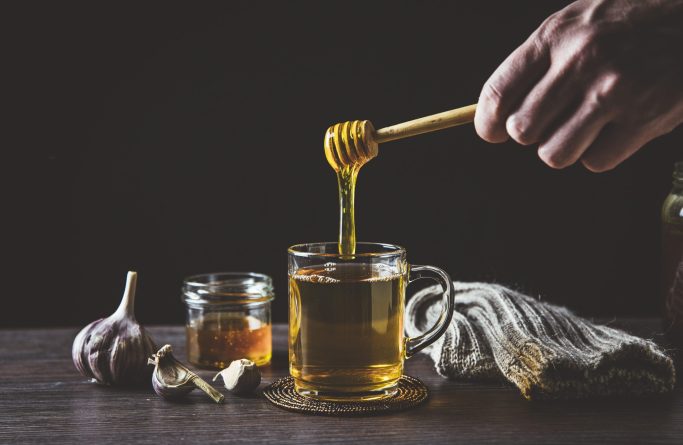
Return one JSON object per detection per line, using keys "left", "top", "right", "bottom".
{"left": 324, "top": 120, "right": 378, "bottom": 255}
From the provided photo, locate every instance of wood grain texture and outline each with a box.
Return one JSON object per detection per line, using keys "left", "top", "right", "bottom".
{"left": 374, "top": 104, "right": 477, "bottom": 143}
{"left": 0, "top": 320, "right": 680, "bottom": 444}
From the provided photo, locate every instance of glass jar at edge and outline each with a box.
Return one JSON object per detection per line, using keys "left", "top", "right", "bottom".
{"left": 182, "top": 273, "right": 274, "bottom": 369}
{"left": 662, "top": 161, "right": 683, "bottom": 346}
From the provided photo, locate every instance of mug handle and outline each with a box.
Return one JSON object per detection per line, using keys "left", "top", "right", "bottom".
{"left": 404, "top": 265, "right": 456, "bottom": 358}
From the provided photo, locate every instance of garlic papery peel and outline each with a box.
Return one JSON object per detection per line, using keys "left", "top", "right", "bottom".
{"left": 72, "top": 271, "right": 157, "bottom": 386}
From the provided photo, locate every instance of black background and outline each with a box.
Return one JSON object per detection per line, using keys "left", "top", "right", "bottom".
{"left": 4, "top": 1, "right": 681, "bottom": 328}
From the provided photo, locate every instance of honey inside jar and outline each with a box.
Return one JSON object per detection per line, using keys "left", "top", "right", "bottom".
{"left": 182, "top": 272, "right": 274, "bottom": 369}
{"left": 187, "top": 313, "right": 272, "bottom": 368}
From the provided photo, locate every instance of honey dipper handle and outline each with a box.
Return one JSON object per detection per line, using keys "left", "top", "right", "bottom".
{"left": 374, "top": 103, "right": 477, "bottom": 144}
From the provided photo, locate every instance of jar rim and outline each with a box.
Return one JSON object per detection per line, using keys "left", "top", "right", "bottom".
{"left": 182, "top": 272, "right": 274, "bottom": 307}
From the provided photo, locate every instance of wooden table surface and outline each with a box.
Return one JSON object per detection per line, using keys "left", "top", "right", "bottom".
{"left": 1, "top": 320, "right": 681, "bottom": 444}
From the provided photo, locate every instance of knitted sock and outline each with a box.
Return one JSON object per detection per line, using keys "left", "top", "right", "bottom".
{"left": 405, "top": 282, "right": 676, "bottom": 400}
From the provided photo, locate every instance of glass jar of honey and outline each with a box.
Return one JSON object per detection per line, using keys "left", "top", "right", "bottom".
{"left": 182, "top": 272, "right": 274, "bottom": 369}
{"left": 662, "top": 161, "right": 683, "bottom": 347}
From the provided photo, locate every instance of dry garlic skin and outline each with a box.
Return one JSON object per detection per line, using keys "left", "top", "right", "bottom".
{"left": 72, "top": 271, "right": 157, "bottom": 386}
{"left": 73, "top": 316, "right": 156, "bottom": 385}
{"left": 148, "top": 344, "right": 224, "bottom": 403}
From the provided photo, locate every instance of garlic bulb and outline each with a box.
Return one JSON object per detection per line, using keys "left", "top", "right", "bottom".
{"left": 213, "top": 359, "right": 261, "bottom": 395}
{"left": 72, "top": 271, "right": 157, "bottom": 386}
{"left": 148, "top": 344, "right": 225, "bottom": 403}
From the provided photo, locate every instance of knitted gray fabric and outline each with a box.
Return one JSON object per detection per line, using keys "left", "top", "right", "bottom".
{"left": 405, "top": 282, "right": 676, "bottom": 400}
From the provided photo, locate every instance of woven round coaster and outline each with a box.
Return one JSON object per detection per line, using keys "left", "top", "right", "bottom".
{"left": 262, "top": 375, "right": 429, "bottom": 416}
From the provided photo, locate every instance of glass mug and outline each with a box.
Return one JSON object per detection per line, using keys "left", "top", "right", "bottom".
{"left": 288, "top": 242, "right": 455, "bottom": 401}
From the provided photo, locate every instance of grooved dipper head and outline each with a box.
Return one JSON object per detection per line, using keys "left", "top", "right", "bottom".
{"left": 324, "top": 120, "right": 378, "bottom": 171}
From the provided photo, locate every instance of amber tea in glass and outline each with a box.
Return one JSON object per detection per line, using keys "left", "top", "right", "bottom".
{"left": 288, "top": 242, "right": 455, "bottom": 401}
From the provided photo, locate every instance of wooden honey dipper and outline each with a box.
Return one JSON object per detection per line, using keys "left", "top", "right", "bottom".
{"left": 324, "top": 103, "right": 477, "bottom": 171}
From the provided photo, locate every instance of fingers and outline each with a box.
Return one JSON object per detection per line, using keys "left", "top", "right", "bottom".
{"left": 537, "top": 94, "right": 614, "bottom": 169}
{"left": 475, "top": 37, "right": 550, "bottom": 143}
{"left": 506, "top": 65, "right": 578, "bottom": 146}
{"left": 580, "top": 125, "right": 649, "bottom": 173}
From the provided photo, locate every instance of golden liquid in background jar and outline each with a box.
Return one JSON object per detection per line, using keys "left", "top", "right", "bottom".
{"left": 663, "top": 222, "right": 683, "bottom": 343}
{"left": 289, "top": 263, "right": 406, "bottom": 399}
{"left": 662, "top": 162, "right": 683, "bottom": 346}
{"left": 186, "top": 314, "right": 272, "bottom": 369}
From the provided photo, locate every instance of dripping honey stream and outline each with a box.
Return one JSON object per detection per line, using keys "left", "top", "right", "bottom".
{"left": 324, "top": 103, "right": 477, "bottom": 255}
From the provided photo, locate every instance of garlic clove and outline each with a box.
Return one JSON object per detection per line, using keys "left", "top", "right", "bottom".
{"left": 152, "top": 370, "right": 195, "bottom": 400}
{"left": 213, "top": 359, "right": 261, "bottom": 395}
{"left": 149, "top": 344, "right": 224, "bottom": 403}
{"left": 72, "top": 271, "right": 157, "bottom": 386}
{"left": 149, "top": 346, "right": 194, "bottom": 400}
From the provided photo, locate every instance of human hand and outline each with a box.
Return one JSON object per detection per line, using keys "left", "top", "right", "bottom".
{"left": 474, "top": 0, "right": 683, "bottom": 172}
